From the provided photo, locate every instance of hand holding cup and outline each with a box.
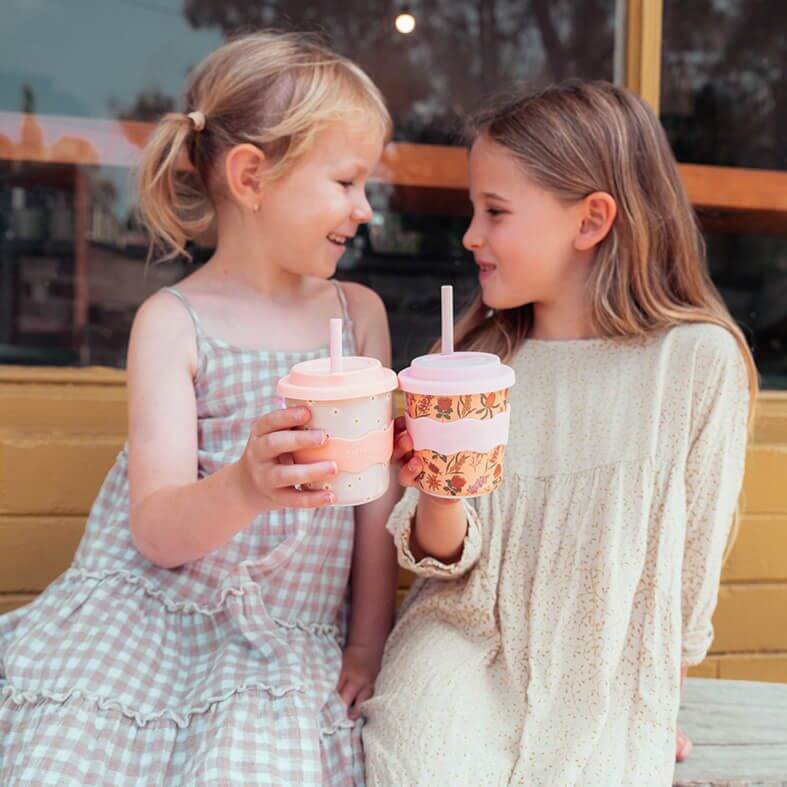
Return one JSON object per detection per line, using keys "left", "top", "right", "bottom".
{"left": 234, "top": 406, "right": 338, "bottom": 511}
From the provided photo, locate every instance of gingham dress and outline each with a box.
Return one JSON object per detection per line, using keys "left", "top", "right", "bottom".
{"left": 0, "top": 282, "right": 363, "bottom": 786}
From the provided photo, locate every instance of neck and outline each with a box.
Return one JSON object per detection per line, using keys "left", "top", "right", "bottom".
{"left": 529, "top": 307, "right": 597, "bottom": 341}
{"left": 204, "top": 253, "right": 305, "bottom": 298}
{"left": 529, "top": 277, "right": 598, "bottom": 341}
{"left": 206, "top": 223, "right": 305, "bottom": 300}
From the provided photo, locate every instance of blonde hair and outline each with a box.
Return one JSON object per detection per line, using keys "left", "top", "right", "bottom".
{"left": 137, "top": 31, "right": 391, "bottom": 261}
{"left": 454, "top": 80, "right": 758, "bottom": 556}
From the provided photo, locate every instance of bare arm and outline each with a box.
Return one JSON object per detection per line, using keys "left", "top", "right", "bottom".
{"left": 127, "top": 292, "right": 337, "bottom": 568}
{"left": 347, "top": 466, "right": 400, "bottom": 647}
{"left": 409, "top": 485, "right": 468, "bottom": 563}
{"left": 336, "top": 283, "right": 400, "bottom": 717}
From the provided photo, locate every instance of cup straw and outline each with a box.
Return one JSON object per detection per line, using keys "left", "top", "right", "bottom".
{"left": 330, "top": 318, "right": 343, "bottom": 372}
{"left": 441, "top": 285, "right": 454, "bottom": 355}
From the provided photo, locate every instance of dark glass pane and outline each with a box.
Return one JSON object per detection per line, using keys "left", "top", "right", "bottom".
{"left": 2, "top": 0, "right": 615, "bottom": 144}
{"left": 0, "top": 161, "right": 191, "bottom": 366}
{"left": 0, "top": 161, "right": 477, "bottom": 370}
{"left": 661, "top": 0, "right": 786, "bottom": 171}
{"left": 336, "top": 183, "right": 476, "bottom": 372}
{"left": 705, "top": 232, "right": 787, "bottom": 389}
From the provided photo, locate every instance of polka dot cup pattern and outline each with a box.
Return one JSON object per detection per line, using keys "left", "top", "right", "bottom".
{"left": 284, "top": 393, "right": 394, "bottom": 505}
{"left": 277, "top": 354, "right": 398, "bottom": 507}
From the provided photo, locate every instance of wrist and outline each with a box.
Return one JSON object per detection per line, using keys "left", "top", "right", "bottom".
{"left": 226, "top": 461, "right": 266, "bottom": 518}
{"left": 418, "top": 491, "right": 463, "bottom": 514}
{"left": 345, "top": 638, "right": 386, "bottom": 656}
{"left": 412, "top": 492, "right": 467, "bottom": 563}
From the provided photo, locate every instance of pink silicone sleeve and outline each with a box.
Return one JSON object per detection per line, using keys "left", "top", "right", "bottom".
{"left": 404, "top": 411, "right": 510, "bottom": 454}
{"left": 293, "top": 423, "right": 393, "bottom": 473}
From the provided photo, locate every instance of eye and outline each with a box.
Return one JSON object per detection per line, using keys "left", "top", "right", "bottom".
{"left": 337, "top": 180, "right": 354, "bottom": 188}
{"left": 486, "top": 208, "right": 506, "bottom": 217}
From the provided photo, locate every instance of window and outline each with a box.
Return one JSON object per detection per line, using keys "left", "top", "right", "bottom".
{"left": 0, "top": 0, "right": 616, "bottom": 369}
{"left": 661, "top": 0, "right": 787, "bottom": 387}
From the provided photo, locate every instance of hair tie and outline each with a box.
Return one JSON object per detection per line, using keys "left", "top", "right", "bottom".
{"left": 187, "top": 111, "right": 206, "bottom": 132}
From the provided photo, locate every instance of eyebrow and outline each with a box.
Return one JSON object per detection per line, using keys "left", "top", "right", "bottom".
{"left": 481, "top": 191, "right": 510, "bottom": 202}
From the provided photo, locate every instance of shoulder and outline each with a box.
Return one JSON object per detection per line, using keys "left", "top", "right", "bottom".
{"left": 664, "top": 322, "right": 748, "bottom": 381}
{"left": 337, "top": 281, "right": 390, "bottom": 361}
{"left": 666, "top": 322, "right": 740, "bottom": 358}
{"left": 339, "top": 280, "right": 386, "bottom": 320}
{"left": 664, "top": 322, "right": 751, "bottom": 416}
{"left": 128, "top": 289, "right": 198, "bottom": 377}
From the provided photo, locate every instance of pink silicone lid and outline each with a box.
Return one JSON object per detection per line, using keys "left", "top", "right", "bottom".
{"left": 277, "top": 356, "right": 398, "bottom": 401}
{"left": 398, "top": 351, "right": 515, "bottom": 395}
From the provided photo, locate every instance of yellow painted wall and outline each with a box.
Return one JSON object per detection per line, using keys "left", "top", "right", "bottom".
{"left": 1, "top": 367, "right": 786, "bottom": 682}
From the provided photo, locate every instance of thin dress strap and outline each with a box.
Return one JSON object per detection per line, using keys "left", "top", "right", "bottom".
{"left": 332, "top": 279, "right": 353, "bottom": 326}
{"left": 161, "top": 286, "right": 203, "bottom": 370}
{"left": 162, "top": 286, "right": 202, "bottom": 337}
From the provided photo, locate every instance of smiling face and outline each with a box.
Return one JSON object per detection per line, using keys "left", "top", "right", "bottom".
{"left": 254, "top": 121, "right": 384, "bottom": 279}
{"left": 463, "top": 135, "right": 586, "bottom": 311}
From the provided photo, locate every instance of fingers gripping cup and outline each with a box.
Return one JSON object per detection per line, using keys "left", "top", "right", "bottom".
{"left": 398, "top": 286, "right": 516, "bottom": 498}
{"left": 277, "top": 318, "right": 398, "bottom": 506}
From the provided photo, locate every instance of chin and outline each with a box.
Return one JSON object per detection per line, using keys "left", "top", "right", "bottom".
{"left": 479, "top": 284, "right": 507, "bottom": 311}
{"left": 482, "top": 286, "right": 530, "bottom": 312}
{"left": 323, "top": 260, "right": 340, "bottom": 279}
{"left": 310, "top": 256, "right": 339, "bottom": 280}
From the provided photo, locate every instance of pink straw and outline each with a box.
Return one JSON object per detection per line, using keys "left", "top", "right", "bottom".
{"left": 330, "top": 318, "right": 343, "bottom": 372}
{"left": 441, "top": 285, "right": 454, "bottom": 355}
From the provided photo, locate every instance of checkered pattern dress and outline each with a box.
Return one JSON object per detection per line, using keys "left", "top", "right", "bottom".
{"left": 0, "top": 283, "right": 363, "bottom": 785}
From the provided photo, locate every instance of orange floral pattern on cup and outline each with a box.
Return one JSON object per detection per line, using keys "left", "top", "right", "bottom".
{"left": 414, "top": 445, "right": 505, "bottom": 498}
{"left": 405, "top": 389, "right": 509, "bottom": 422}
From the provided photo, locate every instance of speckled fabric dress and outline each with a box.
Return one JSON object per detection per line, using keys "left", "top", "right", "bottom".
{"left": 0, "top": 283, "right": 364, "bottom": 786}
{"left": 362, "top": 323, "right": 749, "bottom": 786}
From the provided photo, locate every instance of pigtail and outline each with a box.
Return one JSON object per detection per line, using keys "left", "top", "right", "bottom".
{"left": 136, "top": 113, "right": 214, "bottom": 262}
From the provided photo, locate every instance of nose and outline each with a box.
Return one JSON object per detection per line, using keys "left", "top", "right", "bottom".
{"left": 463, "top": 216, "right": 483, "bottom": 251}
{"left": 352, "top": 192, "right": 373, "bottom": 224}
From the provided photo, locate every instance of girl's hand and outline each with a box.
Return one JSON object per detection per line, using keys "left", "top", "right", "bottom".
{"left": 337, "top": 643, "right": 384, "bottom": 720}
{"left": 233, "top": 406, "right": 339, "bottom": 512}
{"left": 394, "top": 416, "right": 462, "bottom": 508}
{"left": 393, "top": 416, "right": 467, "bottom": 562}
{"left": 676, "top": 664, "right": 693, "bottom": 762}
{"left": 393, "top": 416, "right": 427, "bottom": 489}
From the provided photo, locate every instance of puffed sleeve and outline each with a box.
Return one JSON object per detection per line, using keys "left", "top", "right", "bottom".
{"left": 386, "top": 486, "right": 483, "bottom": 579}
{"left": 681, "top": 327, "right": 751, "bottom": 665}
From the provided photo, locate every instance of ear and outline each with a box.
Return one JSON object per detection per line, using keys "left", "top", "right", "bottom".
{"left": 574, "top": 191, "right": 617, "bottom": 252}
{"left": 224, "top": 144, "right": 267, "bottom": 211}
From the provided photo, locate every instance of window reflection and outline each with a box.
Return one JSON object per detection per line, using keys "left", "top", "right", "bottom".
{"left": 661, "top": 0, "right": 786, "bottom": 171}
{"left": 705, "top": 232, "right": 787, "bottom": 388}
{"left": 0, "top": 161, "right": 478, "bottom": 370}
{"left": 0, "top": 0, "right": 616, "bottom": 371}
{"left": 3, "top": 0, "right": 614, "bottom": 143}
{"left": 0, "top": 161, "right": 191, "bottom": 365}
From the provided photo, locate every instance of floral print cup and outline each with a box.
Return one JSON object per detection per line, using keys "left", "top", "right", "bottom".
{"left": 399, "top": 352, "right": 515, "bottom": 500}
{"left": 405, "top": 390, "right": 509, "bottom": 422}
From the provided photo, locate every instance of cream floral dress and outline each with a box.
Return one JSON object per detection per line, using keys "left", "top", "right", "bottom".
{"left": 362, "top": 323, "right": 749, "bottom": 786}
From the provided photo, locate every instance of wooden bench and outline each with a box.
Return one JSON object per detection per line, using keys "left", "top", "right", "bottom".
{"left": 676, "top": 678, "right": 787, "bottom": 786}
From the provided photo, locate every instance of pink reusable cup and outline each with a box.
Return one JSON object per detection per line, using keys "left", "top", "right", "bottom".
{"left": 398, "top": 286, "right": 516, "bottom": 498}
{"left": 277, "top": 318, "right": 398, "bottom": 506}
